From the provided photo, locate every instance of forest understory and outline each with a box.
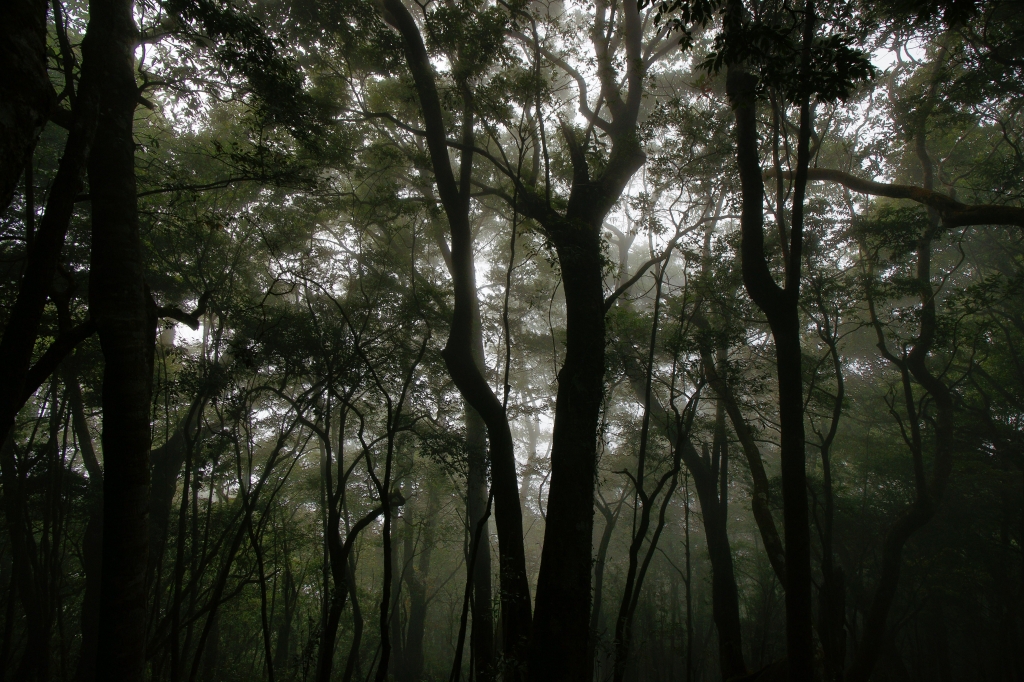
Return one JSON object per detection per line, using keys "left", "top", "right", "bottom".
{"left": 0, "top": 0, "right": 1022, "bottom": 681}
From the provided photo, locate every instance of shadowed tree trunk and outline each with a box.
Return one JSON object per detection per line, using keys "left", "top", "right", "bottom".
{"left": 0, "top": 0, "right": 100, "bottom": 450}
{"left": 725, "top": 3, "right": 817, "bottom": 677}
{"left": 66, "top": 364, "right": 103, "bottom": 682}
{"left": 401, "top": 482, "right": 438, "bottom": 682}
{"left": 0, "top": 0, "right": 53, "bottom": 212}
{"left": 274, "top": 553, "right": 297, "bottom": 678}
{"left": 372, "top": 0, "right": 532, "bottom": 670}
{"left": 0, "top": 434, "right": 48, "bottom": 681}
{"left": 340, "top": 556, "right": 365, "bottom": 682}
{"left": 466, "top": 406, "right": 494, "bottom": 681}
{"left": 621, "top": 339, "right": 747, "bottom": 678}
{"left": 612, "top": 252, "right": 693, "bottom": 682}
{"left": 315, "top": 488, "right": 386, "bottom": 682}
{"left": 514, "top": 4, "right": 653, "bottom": 675}
{"left": 87, "top": 0, "right": 153, "bottom": 677}
{"left": 845, "top": 114, "right": 955, "bottom": 682}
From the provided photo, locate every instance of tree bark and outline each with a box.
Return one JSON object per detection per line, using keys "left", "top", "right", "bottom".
{"left": 66, "top": 364, "right": 103, "bottom": 682}
{"left": 725, "top": 16, "right": 816, "bottom": 675}
{"left": 87, "top": 0, "right": 152, "bottom": 676}
{"left": 274, "top": 553, "right": 297, "bottom": 678}
{"left": 528, "top": 213, "right": 609, "bottom": 682}
{"left": 0, "top": 434, "right": 49, "bottom": 681}
{"left": 697, "top": 342, "right": 787, "bottom": 585}
{"left": 372, "top": 2, "right": 533, "bottom": 667}
{"left": 522, "top": 2, "right": 648, "bottom": 674}
{"left": 766, "top": 167, "right": 1024, "bottom": 229}
{"left": 402, "top": 483, "right": 438, "bottom": 682}
{"left": 465, "top": 407, "right": 495, "bottom": 682}
{"left": 315, "top": 502, "right": 384, "bottom": 682}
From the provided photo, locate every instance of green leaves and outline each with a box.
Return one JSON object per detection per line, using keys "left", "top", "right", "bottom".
{"left": 645, "top": 0, "right": 875, "bottom": 103}
{"left": 424, "top": 2, "right": 510, "bottom": 84}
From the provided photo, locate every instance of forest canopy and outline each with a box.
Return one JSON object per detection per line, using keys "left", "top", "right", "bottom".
{"left": 0, "top": 0, "right": 1022, "bottom": 681}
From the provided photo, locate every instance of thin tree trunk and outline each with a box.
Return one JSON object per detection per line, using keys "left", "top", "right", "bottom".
{"left": 621, "top": 356, "right": 747, "bottom": 678}
{"left": 590, "top": 494, "right": 624, "bottom": 661}
{"left": 372, "top": 4, "right": 533, "bottom": 666}
{"left": 0, "top": 434, "right": 47, "bottom": 681}
{"left": 810, "top": 287, "right": 846, "bottom": 682}
{"left": 315, "top": 505, "right": 385, "bottom": 682}
{"left": 390, "top": 505, "right": 407, "bottom": 680}
{"left": 403, "top": 479, "right": 439, "bottom": 682}
{"left": 612, "top": 255, "right": 678, "bottom": 682}
{"left": 376, "top": 2, "right": 649, "bottom": 677}
{"left": 0, "top": 2, "right": 106, "bottom": 449}
{"left": 198, "top": 612, "right": 219, "bottom": 682}
{"left": 683, "top": 472, "right": 693, "bottom": 682}
{"left": 465, "top": 406, "right": 494, "bottom": 682}
{"left": 66, "top": 365, "right": 103, "bottom": 682}
{"left": 845, "top": 119, "right": 955, "bottom": 682}
{"left": 341, "top": 556, "right": 364, "bottom": 682}
{"left": 725, "top": 4, "right": 817, "bottom": 676}
{"left": 147, "top": 397, "right": 205, "bottom": 588}
{"left": 274, "top": 556, "right": 297, "bottom": 678}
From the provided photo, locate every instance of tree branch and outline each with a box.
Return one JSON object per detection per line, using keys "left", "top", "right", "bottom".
{"left": 156, "top": 291, "right": 212, "bottom": 330}
{"left": 22, "top": 318, "right": 97, "bottom": 404}
{"left": 766, "top": 167, "right": 1024, "bottom": 228}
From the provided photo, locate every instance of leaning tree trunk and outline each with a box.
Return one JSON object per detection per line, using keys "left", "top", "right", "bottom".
{"left": 373, "top": 3, "right": 533, "bottom": 667}
{"left": 87, "top": 0, "right": 152, "bottom": 678}
{"left": 0, "top": 0, "right": 101, "bottom": 449}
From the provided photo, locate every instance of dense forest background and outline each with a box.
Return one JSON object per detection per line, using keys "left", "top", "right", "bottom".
{"left": 1, "top": 0, "right": 1022, "bottom": 680}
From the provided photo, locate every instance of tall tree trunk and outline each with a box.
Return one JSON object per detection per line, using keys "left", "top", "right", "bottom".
{"left": 390, "top": 510, "right": 407, "bottom": 681}
{"left": 622, "top": 352, "right": 747, "bottom": 678}
{"left": 689, "top": 442, "right": 746, "bottom": 680}
{"left": 341, "top": 556, "right": 365, "bottom": 682}
{"left": 376, "top": 1, "right": 649, "bottom": 677}
{"left": 466, "top": 407, "right": 495, "bottom": 682}
{"left": 0, "top": 434, "right": 48, "bottom": 682}
{"left": 147, "top": 396, "right": 205, "bottom": 586}
{"left": 87, "top": 1, "right": 152, "bottom": 677}
{"left": 590, "top": 495, "right": 623, "bottom": 662}
{"left": 315, "top": 503, "right": 384, "bottom": 682}
{"left": 372, "top": 4, "right": 534, "bottom": 667}
{"left": 725, "top": 3, "right": 817, "bottom": 674}
{"left": 403, "top": 484, "right": 438, "bottom": 682}
{"left": 274, "top": 558, "right": 297, "bottom": 678}
{"left": 199, "top": 612, "right": 219, "bottom": 682}
{"left": 612, "top": 257, "right": 684, "bottom": 682}
{"left": 683, "top": 472, "right": 693, "bottom": 682}
{"left": 529, "top": 215, "right": 608, "bottom": 682}
{"left": 66, "top": 364, "right": 103, "bottom": 682}
{"left": 523, "top": 2, "right": 649, "bottom": 673}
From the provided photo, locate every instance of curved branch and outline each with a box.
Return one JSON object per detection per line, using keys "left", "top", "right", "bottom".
{"left": 767, "top": 167, "right": 1024, "bottom": 228}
